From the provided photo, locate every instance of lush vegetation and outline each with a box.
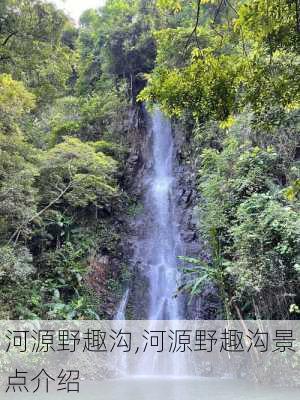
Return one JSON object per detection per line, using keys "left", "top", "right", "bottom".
{"left": 0, "top": 0, "right": 299, "bottom": 319}
{"left": 0, "top": 0, "right": 154, "bottom": 319}
{"left": 140, "top": 0, "right": 300, "bottom": 319}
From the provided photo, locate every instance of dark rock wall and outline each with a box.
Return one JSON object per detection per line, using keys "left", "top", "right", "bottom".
{"left": 118, "top": 106, "right": 221, "bottom": 319}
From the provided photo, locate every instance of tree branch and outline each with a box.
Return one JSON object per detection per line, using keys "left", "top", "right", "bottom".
{"left": 213, "top": 0, "right": 225, "bottom": 25}
{"left": 9, "top": 181, "right": 73, "bottom": 245}
{"left": 295, "top": 0, "right": 300, "bottom": 33}
{"left": 185, "top": 0, "right": 202, "bottom": 49}
{"left": 1, "top": 31, "right": 18, "bottom": 46}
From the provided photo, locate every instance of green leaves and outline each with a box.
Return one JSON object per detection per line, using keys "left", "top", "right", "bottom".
{"left": 0, "top": 74, "right": 35, "bottom": 132}
{"left": 39, "top": 137, "right": 119, "bottom": 210}
{"left": 0, "top": 0, "right": 74, "bottom": 103}
{"left": 284, "top": 179, "right": 300, "bottom": 202}
{"left": 139, "top": 0, "right": 300, "bottom": 124}
{"left": 0, "top": 74, "right": 35, "bottom": 114}
{"left": 0, "top": 0, "right": 143, "bottom": 321}
{"left": 77, "top": 0, "right": 156, "bottom": 99}
{"left": 156, "top": 0, "right": 182, "bottom": 13}
{"left": 230, "top": 193, "right": 299, "bottom": 297}
{"left": 190, "top": 103, "right": 300, "bottom": 318}
{"left": 0, "top": 245, "right": 34, "bottom": 282}
{"left": 237, "top": 0, "right": 300, "bottom": 53}
{"left": 139, "top": 49, "right": 242, "bottom": 121}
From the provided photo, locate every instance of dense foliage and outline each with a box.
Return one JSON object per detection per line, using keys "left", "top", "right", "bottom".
{"left": 0, "top": 0, "right": 155, "bottom": 319}
{"left": 0, "top": 0, "right": 299, "bottom": 320}
{"left": 140, "top": 0, "right": 300, "bottom": 319}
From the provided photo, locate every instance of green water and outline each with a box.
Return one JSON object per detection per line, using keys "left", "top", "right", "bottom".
{"left": 87, "top": 377, "right": 299, "bottom": 400}
{"left": 6, "top": 377, "right": 300, "bottom": 399}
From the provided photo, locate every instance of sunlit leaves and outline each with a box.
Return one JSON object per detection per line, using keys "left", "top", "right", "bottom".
{"left": 237, "top": 0, "right": 300, "bottom": 53}
{"left": 139, "top": 51, "right": 239, "bottom": 121}
{"left": 156, "top": 0, "right": 182, "bottom": 13}
{"left": 0, "top": 0, "right": 74, "bottom": 102}
{"left": 140, "top": 0, "right": 300, "bottom": 124}
{"left": 0, "top": 74, "right": 35, "bottom": 131}
{"left": 39, "top": 137, "right": 119, "bottom": 209}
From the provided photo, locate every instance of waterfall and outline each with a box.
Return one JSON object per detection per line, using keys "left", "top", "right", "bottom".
{"left": 114, "top": 108, "right": 185, "bottom": 376}
{"left": 119, "top": 107, "right": 184, "bottom": 323}
{"left": 146, "top": 108, "right": 183, "bottom": 319}
{"left": 130, "top": 108, "right": 183, "bottom": 320}
{"left": 115, "top": 288, "right": 129, "bottom": 320}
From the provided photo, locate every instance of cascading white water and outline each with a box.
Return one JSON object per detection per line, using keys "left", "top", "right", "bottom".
{"left": 115, "top": 108, "right": 183, "bottom": 325}
{"left": 114, "top": 108, "right": 185, "bottom": 375}
{"left": 145, "top": 108, "right": 183, "bottom": 320}
{"left": 129, "top": 109, "right": 182, "bottom": 320}
{"left": 130, "top": 108, "right": 185, "bottom": 374}
{"left": 115, "top": 288, "right": 129, "bottom": 320}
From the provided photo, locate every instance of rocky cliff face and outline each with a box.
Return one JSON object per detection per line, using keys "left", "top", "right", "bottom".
{"left": 89, "top": 104, "right": 221, "bottom": 320}
{"left": 115, "top": 106, "right": 220, "bottom": 319}
{"left": 172, "top": 122, "right": 221, "bottom": 319}
{"left": 86, "top": 105, "right": 148, "bottom": 319}
{"left": 121, "top": 105, "right": 152, "bottom": 319}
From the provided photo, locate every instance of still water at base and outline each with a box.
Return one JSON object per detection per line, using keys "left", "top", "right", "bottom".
{"left": 7, "top": 376, "right": 300, "bottom": 399}
{"left": 88, "top": 377, "right": 299, "bottom": 400}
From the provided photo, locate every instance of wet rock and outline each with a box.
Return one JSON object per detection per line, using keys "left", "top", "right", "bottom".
{"left": 120, "top": 106, "right": 220, "bottom": 320}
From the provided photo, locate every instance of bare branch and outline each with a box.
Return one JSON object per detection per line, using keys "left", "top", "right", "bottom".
{"left": 185, "top": 0, "right": 202, "bottom": 49}
{"left": 9, "top": 181, "right": 73, "bottom": 245}
{"left": 225, "top": 0, "right": 238, "bottom": 16}
{"left": 213, "top": 0, "right": 225, "bottom": 25}
{"left": 295, "top": 0, "right": 300, "bottom": 33}
{"left": 1, "top": 31, "right": 18, "bottom": 46}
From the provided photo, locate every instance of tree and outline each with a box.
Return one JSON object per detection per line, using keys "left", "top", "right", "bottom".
{"left": 0, "top": 0, "right": 74, "bottom": 102}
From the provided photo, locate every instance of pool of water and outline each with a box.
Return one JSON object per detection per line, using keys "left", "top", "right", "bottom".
{"left": 87, "top": 376, "right": 299, "bottom": 400}
{"left": 6, "top": 376, "right": 300, "bottom": 399}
